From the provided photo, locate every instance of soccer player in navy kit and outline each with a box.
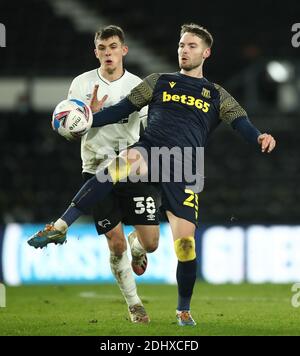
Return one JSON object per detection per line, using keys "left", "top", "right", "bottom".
{"left": 28, "top": 23, "right": 276, "bottom": 326}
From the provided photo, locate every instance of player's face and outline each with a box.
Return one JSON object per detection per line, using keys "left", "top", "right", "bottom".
{"left": 94, "top": 36, "right": 128, "bottom": 75}
{"left": 178, "top": 32, "right": 211, "bottom": 71}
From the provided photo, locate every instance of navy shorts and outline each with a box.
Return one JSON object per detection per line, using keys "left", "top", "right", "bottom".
{"left": 131, "top": 138, "right": 200, "bottom": 227}
{"left": 83, "top": 173, "right": 161, "bottom": 235}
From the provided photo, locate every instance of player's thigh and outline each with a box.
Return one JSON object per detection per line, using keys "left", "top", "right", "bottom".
{"left": 93, "top": 199, "right": 127, "bottom": 255}
{"left": 161, "top": 181, "right": 199, "bottom": 240}
{"left": 82, "top": 172, "right": 123, "bottom": 234}
{"left": 105, "top": 222, "right": 127, "bottom": 256}
{"left": 116, "top": 181, "right": 161, "bottom": 241}
{"left": 119, "top": 148, "right": 148, "bottom": 177}
{"left": 166, "top": 210, "right": 196, "bottom": 241}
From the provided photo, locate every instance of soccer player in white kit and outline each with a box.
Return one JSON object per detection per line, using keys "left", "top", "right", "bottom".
{"left": 48, "top": 26, "right": 161, "bottom": 323}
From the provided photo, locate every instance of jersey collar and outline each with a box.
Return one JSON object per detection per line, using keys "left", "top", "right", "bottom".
{"left": 97, "top": 68, "right": 127, "bottom": 85}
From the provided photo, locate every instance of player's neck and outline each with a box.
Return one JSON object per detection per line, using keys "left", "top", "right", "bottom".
{"left": 180, "top": 67, "right": 203, "bottom": 79}
{"left": 99, "top": 67, "right": 125, "bottom": 82}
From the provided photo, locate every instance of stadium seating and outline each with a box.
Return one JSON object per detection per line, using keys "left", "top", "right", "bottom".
{"left": 1, "top": 0, "right": 299, "bottom": 82}
{"left": 0, "top": 0, "right": 142, "bottom": 76}
{"left": 1, "top": 0, "right": 299, "bottom": 102}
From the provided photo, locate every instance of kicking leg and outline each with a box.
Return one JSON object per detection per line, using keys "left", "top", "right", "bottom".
{"left": 27, "top": 149, "right": 146, "bottom": 248}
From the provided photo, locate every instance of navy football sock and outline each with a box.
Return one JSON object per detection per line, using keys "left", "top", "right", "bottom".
{"left": 61, "top": 204, "right": 84, "bottom": 227}
{"left": 176, "top": 258, "right": 197, "bottom": 311}
{"left": 61, "top": 170, "right": 114, "bottom": 226}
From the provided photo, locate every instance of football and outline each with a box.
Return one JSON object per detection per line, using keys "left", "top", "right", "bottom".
{"left": 51, "top": 99, "right": 93, "bottom": 140}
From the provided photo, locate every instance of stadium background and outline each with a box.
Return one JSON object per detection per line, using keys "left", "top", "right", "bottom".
{"left": 1, "top": 0, "right": 300, "bottom": 286}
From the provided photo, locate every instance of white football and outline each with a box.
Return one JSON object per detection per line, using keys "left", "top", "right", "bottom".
{"left": 52, "top": 99, "right": 93, "bottom": 141}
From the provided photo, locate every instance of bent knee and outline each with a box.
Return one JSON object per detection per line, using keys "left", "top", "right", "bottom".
{"left": 135, "top": 226, "right": 159, "bottom": 253}
{"left": 144, "top": 241, "right": 159, "bottom": 253}
{"left": 108, "top": 239, "right": 127, "bottom": 256}
{"left": 142, "top": 234, "right": 159, "bottom": 253}
{"left": 174, "top": 236, "right": 196, "bottom": 262}
{"left": 139, "top": 229, "right": 159, "bottom": 253}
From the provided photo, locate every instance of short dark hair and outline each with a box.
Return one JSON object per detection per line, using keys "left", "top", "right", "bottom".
{"left": 180, "top": 23, "right": 213, "bottom": 48}
{"left": 94, "top": 25, "right": 125, "bottom": 45}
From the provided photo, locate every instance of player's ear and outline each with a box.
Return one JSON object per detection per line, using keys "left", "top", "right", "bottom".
{"left": 94, "top": 48, "right": 99, "bottom": 59}
{"left": 122, "top": 45, "right": 129, "bottom": 57}
{"left": 203, "top": 47, "right": 211, "bottom": 59}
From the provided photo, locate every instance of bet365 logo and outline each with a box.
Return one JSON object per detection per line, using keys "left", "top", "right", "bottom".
{"left": 291, "top": 23, "right": 300, "bottom": 48}
{"left": 0, "top": 23, "right": 6, "bottom": 47}
{"left": 162, "top": 91, "right": 210, "bottom": 113}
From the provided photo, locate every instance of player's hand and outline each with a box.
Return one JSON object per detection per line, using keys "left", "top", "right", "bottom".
{"left": 90, "top": 84, "right": 108, "bottom": 113}
{"left": 257, "top": 133, "right": 276, "bottom": 153}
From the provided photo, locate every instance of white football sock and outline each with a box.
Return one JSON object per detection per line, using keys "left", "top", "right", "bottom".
{"left": 129, "top": 231, "right": 146, "bottom": 256}
{"left": 54, "top": 218, "right": 68, "bottom": 232}
{"left": 110, "top": 251, "right": 141, "bottom": 307}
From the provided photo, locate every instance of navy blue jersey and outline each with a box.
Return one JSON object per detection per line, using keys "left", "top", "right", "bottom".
{"left": 127, "top": 72, "right": 247, "bottom": 149}
{"left": 92, "top": 72, "right": 260, "bottom": 151}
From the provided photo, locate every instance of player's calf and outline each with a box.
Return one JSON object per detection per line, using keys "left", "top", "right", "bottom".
{"left": 128, "top": 231, "right": 148, "bottom": 276}
{"left": 174, "top": 236, "right": 197, "bottom": 323}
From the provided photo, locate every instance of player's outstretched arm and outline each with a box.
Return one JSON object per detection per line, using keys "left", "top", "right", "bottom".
{"left": 217, "top": 85, "right": 276, "bottom": 154}
{"left": 231, "top": 117, "right": 276, "bottom": 153}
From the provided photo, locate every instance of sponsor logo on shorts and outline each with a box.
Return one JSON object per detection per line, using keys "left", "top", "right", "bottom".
{"left": 98, "top": 219, "right": 111, "bottom": 228}
{"left": 146, "top": 214, "right": 156, "bottom": 221}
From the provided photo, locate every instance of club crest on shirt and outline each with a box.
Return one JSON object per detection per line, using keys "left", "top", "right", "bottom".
{"left": 201, "top": 88, "right": 211, "bottom": 99}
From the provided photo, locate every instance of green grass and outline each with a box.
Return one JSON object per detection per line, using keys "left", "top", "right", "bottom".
{"left": 0, "top": 283, "right": 299, "bottom": 336}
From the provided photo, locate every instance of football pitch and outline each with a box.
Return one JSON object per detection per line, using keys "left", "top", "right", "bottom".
{"left": 0, "top": 283, "right": 299, "bottom": 336}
